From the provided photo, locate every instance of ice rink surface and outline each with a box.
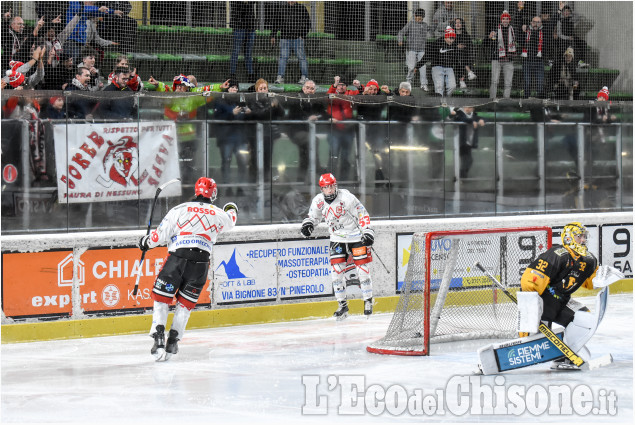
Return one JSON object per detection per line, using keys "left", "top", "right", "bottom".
{"left": 2, "top": 293, "right": 632, "bottom": 424}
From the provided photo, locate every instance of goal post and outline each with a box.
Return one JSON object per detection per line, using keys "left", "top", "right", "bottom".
{"left": 367, "top": 226, "right": 552, "bottom": 356}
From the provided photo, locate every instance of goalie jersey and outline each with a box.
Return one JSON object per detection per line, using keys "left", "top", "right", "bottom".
{"left": 520, "top": 245, "right": 598, "bottom": 299}
{"left": 146, "top": 201, "right": 237, "bottom": 254}
{"left": 304, "top": 189, "right": 371, "bottom": 243}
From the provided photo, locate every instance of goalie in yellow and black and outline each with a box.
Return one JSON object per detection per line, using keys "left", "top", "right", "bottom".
{"left": 517, "top": 222, "right": 624, "bottom": 369}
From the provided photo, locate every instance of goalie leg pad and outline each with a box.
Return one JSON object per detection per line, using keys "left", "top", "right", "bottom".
{"left": 563, "top": 287, "right": 609, "bottom": 355}
{"left": 517, "top": 291, "right": 543, "bottom": 333}
{"left": 149, "top": 301, "right": 169, "bottom": 336}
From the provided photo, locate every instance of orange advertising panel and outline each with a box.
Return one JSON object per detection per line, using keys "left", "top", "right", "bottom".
{"left": 2, "top": 248, "right": 212, "bottom": 318}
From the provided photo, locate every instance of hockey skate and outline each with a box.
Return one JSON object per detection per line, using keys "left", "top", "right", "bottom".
{"left": 364, "top": 298, "right": 373, "bottom": 317}
{"left": 551, "top": 357, "right": 581, "bottom": 371}
{"left": 164, "top": 329, "right": 179, "bottom": 360}
{"left": 333, "top": 301, "right": 349, "bottom": 321}
{"left": 151, "top": 325, "right": 166, "bottom": 361}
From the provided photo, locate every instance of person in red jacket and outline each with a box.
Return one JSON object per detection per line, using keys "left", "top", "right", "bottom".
{"left": 325, "top": 76, "right": 358, "bottom": 182}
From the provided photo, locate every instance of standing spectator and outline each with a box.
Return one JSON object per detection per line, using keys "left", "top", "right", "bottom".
{"left": 107, "top": 55, "right": 142, "bottom": 91}
{"left": 42, "top": 96, "right": 66, "bottom": 120}
{"left": 271, "top": 1, "right": 311, "bottom": 85}
{"left": 64, "top": 1, "right": 112, "bottom": 61}
{"left": 2, "top": 13, "right": 44, "bottom": 70}
{"left": 41, "top": 14, "right": 78, "bottom": 68}
{"left": 540, "top": 2, "right": 559, "bottom": 67}
{"left": 97, "top": 1, "right": 138, "bottom": 52}
{"left": 97, "top": 66, "right": 137, "bottom": 119}
{"left": 512, "top": 1, "right": 531, "bottom": 33}
{"left": 397, "top": 8, "right": 429, "bottom": 92}
{"left": 229, "top": 1, "right": 256, "bottom": 83}
{"left": 429, "top": 26, "right": 459, "bottom": 98}
{"left": 285, "top": 79, "right": 327, "bottom": 182}
{"left": 431, "top": 1, "right": 458, "bottom": 37}
{"left": 212, "top": 80, "right": 250, "bottom": 192}
{"left": 139, "top": 177, "right": 237, "bottom": 361}
{"left": 41, "top": 51, "right": 75, "bottom": 90}
{"left": 7, "top": 47, "right": 47, "bottom": 89}
{"left": 300, "top": 173, "right": 376, "bottom": 319}
{"left": 449, "top": 106, "right": 485, "bottom": 178}
{"left": 556, "top": 5, "right": 589, "bottom": 68}
{"left": 66, "top": 67, "right": 96, "bottom": 119}
{"left": 77, "top": 47, "right": 104, "bottom": 91}
{"left": 488, "top": 10, "right": 517, "bottom": 99}
{"left": 326, "top": 76, "right": 359, "bottom": 182}
{"left": 453, "top": 17, "right": 477, "bottom": 90}
{"left": 86, "top": 14, "right": 119, "bottom": 51}
{"left": 357, "top": 79, "right": 389, "bottom": 183}
{"left": 521, "top": 16, "right": 546, "bottom": 98}
{"left": 547, "top": 47, "right": 579, "bottom": 100}
{"left": 584, "top": 86, "right": 617, "bottom": 145}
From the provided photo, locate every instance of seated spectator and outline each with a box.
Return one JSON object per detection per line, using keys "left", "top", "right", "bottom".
{"left": 448, "top": 106, "right": 485, "bottom": 178}
{"left": 212, "top": 79, "right": 250, "bottom": 191}
{"left": 107, "top": 55, "right": 142, "bottom": 91}
{"left": 77, "top": 47, "right": 103, "bottom": 91}
{"left": 452, "top": 17, "right": 477, "bottom": 90}
{"left": 66, "top": 67, "right": 96, "bottom": 119}
{"left": 547, "top": 47, "right": 579, "bottom": 100}
{"left": 430, "top": 26, "right": 459, "bottom": 98}
{"left": 97, "top": 66, "right": 137, "bottom": 119}
{"left": 42, "top": 96, "right": 67, "bottom": 120}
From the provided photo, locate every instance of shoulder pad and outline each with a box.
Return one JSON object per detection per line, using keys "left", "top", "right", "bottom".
{"left": 554, "top": 247, "right": 569, "bottom": 256}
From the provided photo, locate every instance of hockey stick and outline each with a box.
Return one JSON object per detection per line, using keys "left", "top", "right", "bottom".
{"left": 132, "top": 178, "right": 181, "bottom": 297}
{"left": 345, "top": 210, "right": 390, "bottom": 274}
{"left": 474, "top": 262, "right": 585, "bottom": 368}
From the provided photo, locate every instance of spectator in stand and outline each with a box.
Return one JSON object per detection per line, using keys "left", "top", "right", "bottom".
{"left": 387, "top": 82, "right": 421, "bottom": 187}
{"left": 512, "top": 1, "right": 531, "bottom": 33}
{"left": 431, "top": 1, "right": 458, "bottom": 37}
{"left": 2, "top": 13, "right": 45, "bottom": 70}
{"left": 244, "top": 78, "right": 285, "bottom": 180}
{"left": 285, "top": 79, "right": 327, "bottom": 182}
{"left": 107, "top": 55, "right": 142, "bottom": 91}
{"left": 521, "top": 16, "right": 546, "bottom": 98}
{"left": 547, "top": 47, "right": 579, "bottom": 100}
{"left": 7, "top": 46, "right": 46, "bottom": 89}
{"left": 42, "top": 96, "right": 66, "bottom": 120}
{"left": 77, "top": 47, "right": 104, "bottom": 91}
{"left": 452, "top": 17, "right": 477, "bottom": 90}
{"left": 325, "top": 76, "right": 359, "bottom": 182}
{"left": 97, "top": 66, "right": 137, "bottom": 119}
{"left": 397, "top": 8, "right": 429, "bottom": 92}
{"left": 429, "top": 26, "right": 459, "bottom": 98}
{"left": 86, "top": 14, "right": 119, "bottom": 51}
{"left": 41, "top": 50, "right": 75, "bottom": 90}
{"left": 229, "top": 1, "right": 256, "bottom": 83}
{"left": 212, "top": 79, "right": 250, "bottom": 192}
{"left": 187, "top": 75, "right": 231, "bottom": 93}
{"left": 41, "top": 14, "right": 78, "bottom": 68}
{"left": 556, "top": 5, "right": 589, "bottom": 68}
{"left": 584, "top": 86, "right": 617, "bottom": 145}
{"left": 540, "top": 2, "right": 559, "bottom": 67}
{"left": 97, "top": 1, "right": 138, "bottom": 52}
{"left": 64, "top": 1, "right": 114, "bottom": 61}
{"left": 66, "top": 67, "right": 96, "bottom": 119}
{"left": 488, "top": 10, "right": 517, "bottom": 99}
{"left": 448, "top": 106, "right": 485, "bottom": 178}
{"left": 271, "top": 1, "right": 311, "bottom": 85}
{"left": 357, "top": 79, "right": 390, "bottom": 184}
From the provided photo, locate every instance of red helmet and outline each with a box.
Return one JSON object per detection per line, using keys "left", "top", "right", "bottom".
{"left": 195, "top": 177, "right": 217, "bottom": 201}
{"left": 319, "top": 173, "right": 337, "bottom": 202}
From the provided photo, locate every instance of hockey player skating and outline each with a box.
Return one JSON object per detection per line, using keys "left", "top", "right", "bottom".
{"left": 138, "top": 177, "right": 238, "bottom": 361}
{"left": 300, "top": 173, "right": 375, "bottom": 320}
{"left": 518, "top": 222, "right": 623, "bottom": 369}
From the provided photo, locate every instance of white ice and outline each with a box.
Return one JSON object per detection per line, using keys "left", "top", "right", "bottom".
{"left": 2, "top": 293, "right": 632, "bottom": 424}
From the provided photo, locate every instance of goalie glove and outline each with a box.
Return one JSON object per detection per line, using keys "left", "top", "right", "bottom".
{"left": 301, "top": 219, "right": 314, "bottom": 238}
{"left": 138, "top": 235, "right": 150, "bottom": 251}
{"left": 223, "top": 202, "right": 238, "bottom": 214}
{"left": 361, "top": 229, "right": 375, "bottom": 246}
{"left": 592, "top": 265, "right": 625, "bottom": 288}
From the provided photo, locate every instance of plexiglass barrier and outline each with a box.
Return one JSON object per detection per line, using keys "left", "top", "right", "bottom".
{"left": 1, "top": 90, "right": 631, "bottom": 234}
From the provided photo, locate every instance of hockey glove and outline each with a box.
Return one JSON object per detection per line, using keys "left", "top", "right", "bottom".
{"left": 592, "top": 265, "right": 625, "bottom": 288}
{"left": 361, "top": 229, "right": 375, "bottom": 246}
{"left": 223, "top": 202, "right": 238, "bottom": 213}
{"left": 138, "top": 235, "right": 150, "bottom": 251}
{"left": 301, "top": 221, "right": 314, "bottom": 238}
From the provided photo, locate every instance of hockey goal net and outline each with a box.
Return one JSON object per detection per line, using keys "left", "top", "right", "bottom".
{"left": 367, "top": 227, "right": 552, "bottom": 356}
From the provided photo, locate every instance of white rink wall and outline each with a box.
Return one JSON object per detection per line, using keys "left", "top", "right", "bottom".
{"left": 1, "top": 212, "right": 632, "bottom": 324}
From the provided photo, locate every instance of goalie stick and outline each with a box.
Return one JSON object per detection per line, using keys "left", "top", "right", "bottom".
{"left": 474, "top": 262, "right": 585, "bottom": 368}
{"left": 133, "top": 178, "right": 181, "bottom": 297}
{"left": 345, "top": 210, "right": 390, "bottom": 274}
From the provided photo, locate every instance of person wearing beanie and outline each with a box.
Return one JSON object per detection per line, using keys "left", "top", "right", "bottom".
{"left": 588, "top": 86, "right": 617, "bottom": 131}
{"left": 597, "top": 86, "right": 610, "bottom": 101}
{"left": 5, "top": 69, "right": 25, "bottom": 88}
{"left": 488, "top": 10, "right": 517, "bottom": 98}
{"left": 429, "top": 26, "right": 460, "bottom": 98}
{"left": 546, "top": 46, "right": 579, "bottom": 100}
{"left": 43, "top": 96, "right": 67, "bottom": 119}
{"left": 398, "top": 8, "right": 430, "bottom": 91}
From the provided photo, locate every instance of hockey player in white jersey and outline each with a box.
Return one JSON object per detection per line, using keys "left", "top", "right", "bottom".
{"left": 301, "top": 173, "right": 375, "bottom": 320}
{"left": 138, "top": 177, "right": 237, "bottom": 360}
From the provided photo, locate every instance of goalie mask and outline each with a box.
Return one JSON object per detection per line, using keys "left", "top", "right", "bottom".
{"left": 562, "top": 222, "right": 589, "bottom": 256}
{"left": 195, "top": 177, "right": 217, "bottom": 201}
{"left": 319, "top": 173, "right": 338, "bottom": 202}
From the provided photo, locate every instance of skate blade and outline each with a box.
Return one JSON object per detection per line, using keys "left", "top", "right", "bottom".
{"left": 153, "top": 348, "right": 167, "bottom": 362}
{"left": 585, "top": 354, "right": 613, "bottom": 370}
{"left": 335, "top": 312, "right": 349, "bottom": 322}
{"left": 551, "top": 362, "right": 581, "bottom": 371}
{"left": 472, "top": 364, "right": 484, "bottom": 375}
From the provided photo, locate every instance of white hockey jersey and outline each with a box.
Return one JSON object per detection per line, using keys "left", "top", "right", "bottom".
{"left": 303, "top": 188, "right": 371, "bottom": 242}
{"left": 147, "top": 201, "right": 237, "bottom": 254}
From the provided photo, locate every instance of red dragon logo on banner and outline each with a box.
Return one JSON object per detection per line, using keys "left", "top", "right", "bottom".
{"left": 97, "top": 136, "right": 139, "bottom": 188}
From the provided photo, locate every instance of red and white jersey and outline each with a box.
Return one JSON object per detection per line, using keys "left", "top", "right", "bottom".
{"left": 304, "top": 189, "right": 371, "bottom": 242}
{"left": 147, "top": 201, "right": 237, "bottom": 254}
